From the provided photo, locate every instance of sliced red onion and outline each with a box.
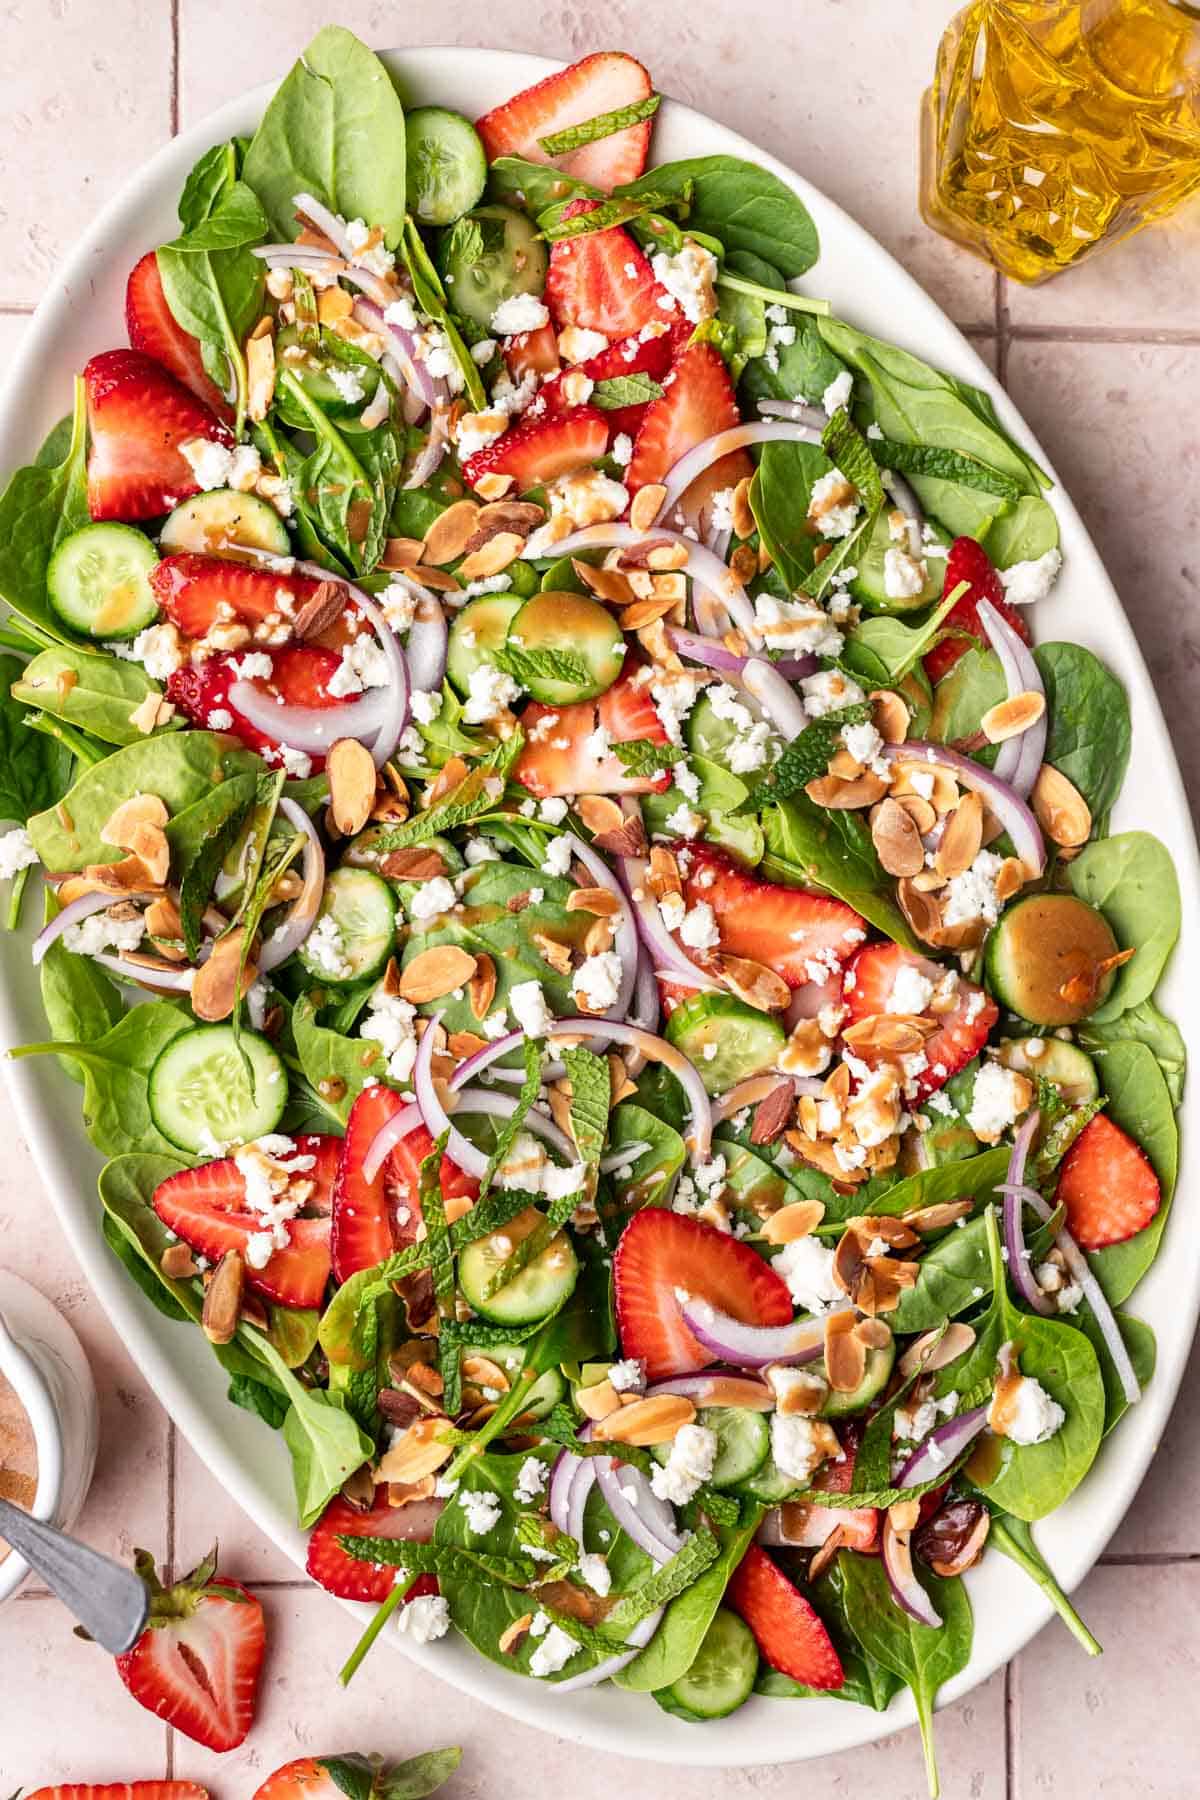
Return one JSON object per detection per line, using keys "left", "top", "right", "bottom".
{"left": 546, "top": 1018, "right": 713, "bottom": 1161}
{"left": 976, "top": 598, "right": 1047, "bottom": 799}
{"left": 646, "top": 1374, "right": 774, "bottom": 1410}
{"left": 448, "top": 1031, "right": 565, "bottom": 1093}
{"left": 88, "top": 951, "right": 196, "bottom": 993}
{"left": 1001, "top": 1110, "right": 1053, "bottom": 1316}
{"left": 413, "top": 1020, "right": 489, "bottom": 1179}
{"left": 534, "top": 524, "right": 764, "bottom": 652}
{"left": 362, "top": 1100, "right": 425, "bottom": 1185}
{"left": 666, "top": 626, "right": 748, "bottom": 677}
{"left": 549, "top": 1604, "right": 664, "bottom": 1691}
{"left": 617, "top": 854, "right": 720, "bottom": 991}
{"left": 561, "top": 834, "right": 638, "bottom": 1021}
{"left": 294, "top": 565, "right": 410, "bottom": 768}
{"left": 655, "top": 422, "right": 823, "bottom": 527}
{"left": 882, "top": 741, "right": 1046, "bottom": 876}
{"left": 679, "top": 1298, "right": 825, "bottom": 1369}
{"left": 337, "top": 263, "right": 406, "bottom": 314}
{"left": 549, "top": 1446, "right": 583, "bottom": 1539}
{"left": 756, "top": 399, "right": 828, "bottom": 432}
{"left": 450, "top": 1089, "right": 577, "bottom": 1165}
{"left": 227, "top": 679, "right": 392, "bottom": 756}
{"left": 896, "top": 1404, "right": 989, "bottom": 1488}
{"left": 253, "top": 245, "right": 347, "bottom": 278}
{"left": 567, "top": 1455, "right": 597, "bottom": 1546}
{"left": 32, "top": 888, "right": 153, "bottom": 967}
{"left": 692, "top": 585, "right": 735, "bottom": 641}
{"left": 882, "top": 1512, "right": 943, "bottom": 1629}
{"left": 1023, "top": 1191, "right": 1142, "bottom": 1407}
{"left": 741, "top": 656, "right": 808, "bottom": 740}
{"left": 774, "top": 654, "right": 819, "bottom": 681}
{"left": 352, "top": 297, "right": 444, "bottom": 412}
{"left": 654, "top": 969, "right": 721, "bottom": 993}
{"left": 630, "top": 949, "right": 660, "bottom": 1035}
{"left": 594, "top": 1458, "right": 683, "bottom": 1563}
{"left": 880, "top": 470, "right": 926, "bottom": 556}
{"left": 292, "top": 191, "right": 356, "bottom": 260}
{"left": 258, "top": 798, "right": 326, "bottom": 973}
{"left": 405, "top": 410, "right": 452, "bottom": 491}
{"left": 404, "top": 594, "right": 449, "bottom": 694}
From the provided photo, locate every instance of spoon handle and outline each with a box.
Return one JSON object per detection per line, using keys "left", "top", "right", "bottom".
{"left": 0, "top": 1498, "right": 149, "bottom": 1653}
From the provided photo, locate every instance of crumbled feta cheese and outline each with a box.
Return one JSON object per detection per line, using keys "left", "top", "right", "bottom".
{"left": 490, "top": 293, "right": 550, "bottom": 336}
{"left": 327, "top": 634, "right": 390, "bottom": 697}
{"left": 407, "top": 687, "right": 443, "bottom": 728}
{"left": 359, "top": 989, "right": 418, "bottom": 1083}
{"left": 887, "top": 964, "right": 934, "bottom": 1017}
{"left": 672, "top": 760, "right": 701, "bottom": 802}
{"left": 344, "top": 217, "right": 396, "bottom": 278}
{"left": 609, "top": 1358, "right": 645, "bottom": 1394}
{"left": 808, "top": 468, "right": 860, "bottom": 539}
{"left": 482, "top": 1008, "right": 511, "bottom": 1040}
{"left": 458, "top": 1487, "right": 503, "bottom": 1535}
{"left": 409, "top": 876, "right": 457, "bottom": 923}
{"left": 462, "top": 661, "right": 522, "bottom": 724}
{"left": 575, "top": 951, "right": 623, "bottom": 1012}
{"left": 610, "top": 432, "right": 633, "bottom": 467}
{"left": 326, "top": 364, "right": 365, "bottom": 404}
{"left": 679, "top": 901, "right": 720, "bottom": 951}
{"left": 649, "top": 241, "right": 718, "bottom": 324}
{"left": 866, "top": 421, "right": 884, "bottom": 441}
{"left": 557, "top": 324, "right": 609, "bottom": 364}
{"left": 465, "top": 838, "right": 501, "bottom": 866}
{"left": 0, "top": 827, "right": 38, "bottom": 880}
{"left": 665, "top": 802, "right": 704, "bottom": 839}
{"left": 771, "top": 1413, "right": 832, "bottom": 1484}
{"left": 304, "top": 913, "right": 352, "bottom": 980}
{"left": 649, "top": 1423, "right": 717, "bottom": 1505}
{"left": 942, "top": 849, "right": 1005, "bottom": 928}
{"left": 649, "top": 671, "right": 702, "bottom": 746}
{"left": 883, "top": 545, "right": 928, "bottom": 600}
{"left": 516, "top": 1456, "right": 548, "bottom": 1501}
{"left": 228, "top": 650, "right": 275, "bottom": 682}
{"left": 470, "top": 337, "right": 498, "bottom": 365}
{"left": 541, "top": 834, "right": 573, "bottom": 879}
{"left": 801, "top": 668, "right": 865, "bottom": 719}
{"left": 206, "top": 708, "right": 234, "bottom": 731}
{"left": 988, "top": 1359, "right": 1065, "bottom": 1446}
{"left": 754, "top": 594, "right": 844, "bottom": 657}
{"left": 130, "top": 622, "right": 187, "bottom": 682}
{"left": 538, "top": 796, "right": 568, "bottom": 825}
{"left": 840, "top": 720, "right": 890, "bottom": 778}
{"left": 529, "top": 1622, "right": 581, "bottom": 1678}
{"left": 966, "top": 1060, "right": 1030, "bottom": 1142}
{"left": 538, "top": 469, "right": 629, "bottom": 536}
{"left": 998, "top": 548, "right": 1062, "bottom": 607}
{"left": 578, "top": 1552, "right": 612, "bottom": 1597}
{"left": 822, "top": 370, "right": 853, "bottom": 415}
{"left": 268, "top": 743, "right": 313, "bottom": 779}
{"left": 659, "top": 890, "right": 686, "bottom": 933}
{"left": 179, "top": 436, "right": 262, "bottom": 493}
{"left": 396, "top": 1593, "right": 451, "bottom": 1643}
{"left": 510, "top": 979, "right": 552, "bottom": 1039}
{"left": 893, "top": 1390, "right": 956, "bottom": 1442}
{"left": 384, "top": 296, "right": 419, "bottom": 332}
{"left": 775, "top": 1236, "right": 841, "bottom": 1313}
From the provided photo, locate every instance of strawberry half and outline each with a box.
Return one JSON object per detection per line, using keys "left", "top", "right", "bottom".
{"left": 331, "top": 1089, "right": 479, "bottom": 1284}
{"left": 626, "top": 342, "right": 741, "bottom": 495}
{"left": 923, "top": 537, "right": 1031, "bottom": 685}
{"left": 462, "top": 405, "right": 609, "bottom": 495}
{"left": 727, "top": 1545, "right": 844, "bottom": 1690}
{"left": 545, "top": 205, "right": 676, "bottom": 339}
{"left": 151, "top": 1137, "right": 339, "bottom": 1309}
{"left": 151, "top": 552, "right": 333, "bottom": 642}
{"left": 514, "top": 668, "right": 672, "bottom": 799}
{"left": 612, "top": 1208, "right": 793, "bottom": 1380}
{"left": 476, "top": 52, "right": 655, "bottom": 191}
{"left": 539, "top": 323, "right": 682, "bottom": 442}
{"left": 842, "top": 941, "right": 997, "bottom": 1099}
{"left": 114, "top": 1549, "right": 265, "bottom": 1752}
{"left": 84, "top": 349, "right": 231, "bottom": 522}
{"left": 677, "top": 843, "right": 867, "bottom": 991}
{"left": 306, "top": 1492, "right": 444, "bottom": 1603}
{"left": 126, "top": 249, "right": 232, "bottom": 419}
{"left": 166, "top": 643, "right": 346, "bottom": 770}
{"left": 503, "top": 320, "right": 560, "bottom": 383}
{"left": 253, "top": 1747, "right": 455, "bottom": 1800}
{"left": 1055, "top": 1113, "right": 1162, "bottom": 1251}
{"left": 27, "top": 1788, "right": 208, "bottom": 1800}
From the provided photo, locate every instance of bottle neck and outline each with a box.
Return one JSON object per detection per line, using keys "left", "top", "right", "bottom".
{"left": 1081, "top": 0, "right": 1200, "bottom": 97}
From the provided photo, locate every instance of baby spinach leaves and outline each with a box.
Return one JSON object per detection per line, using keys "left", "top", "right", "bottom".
{"left": 0, "top": 654, "right": 74, "bottom": 827}
{"left": 0, "top": 376, "right": 90, "bottom": 642}
{"left": 617, "top": 156, "right": 820, "bottom": 277}
{"left": 760, "top": 794, "right": 917, "bottom": 950}
{"left": 12, "top": 1003, "right": 193, "bottom": 1158}
{"left": 251, "top": 1331, "right": 374, "bottom": 1527}
{"left": 37, "top": 891, "right": 123, "bottom": 1086}
{"left": 1078, "top": 998, "right": 1185, "bottom": 1109}
{"left": 11, "top": 645, "right": 181, "bottom": 749}
{"left": 982, "top": 494, "right": 1060, "bottom": 569}
{"left": 615, "top": 1510, "right": 761, "bottom": 1693}
{"left": 278, "top": 370, "right": 401, "bottom": 575}
{"left": 243, "top": 25, "right": 408, "bottom": 246}
{"left": 1068, "top": 832, "right": 1180, "bottom": 1021}
{"left": 289, "top": 990, "right": 388, "bottom": 1127}
{"left": 985, "top": 1511, "right": 1101, "bottom": 1656}
{"left": 1033, "top": 643, "right": 1130, "bottom": 829}
{"left": 1085, "top": 1039, "right": 1178, "bottom": 1306}
{"left": 847, "top": 591, "right": 960, "bottom": 686}
{"left": 749, "top": 438, "right": 830, "bottom": 590}
{"left": 178, "top": 776, "right": 257, "bottom": 960}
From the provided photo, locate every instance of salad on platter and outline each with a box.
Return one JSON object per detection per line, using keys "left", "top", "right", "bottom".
{"left": 0, "top": 26, "right": 1185, "bottom": 1792}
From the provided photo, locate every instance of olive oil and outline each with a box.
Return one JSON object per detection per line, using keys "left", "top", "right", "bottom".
{"left": 920, "top": 0, "right": 1200, "bottom": 282}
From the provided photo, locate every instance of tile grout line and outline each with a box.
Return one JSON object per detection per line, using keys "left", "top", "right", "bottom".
{"left": 1007, "top": 322, "right": 1200, "bottom": 345}
{"left": 169, "top": 0, "right": 181, "bottom": 138}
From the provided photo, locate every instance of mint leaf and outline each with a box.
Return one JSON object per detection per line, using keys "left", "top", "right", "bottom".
{"left": 480, "top": 1038, "right": 543, "bottom": 1196}
{"left": 605, "top": 1528, "right": 720, "bottom": 1631}
{"left": 612, "top": 737, "right": 679, "bottom": 776}
{"left": 591, "top": 373, "right": 665, "bottom": 411}
{"left": 870, "top": 437, "right": 1022, "bottom": 502}
{"left": 480, "top": 1189, "right": 580, "bottom": 1302}
{"left": 374, "top": 730, "right": 524, "bottom": 848}
{"left": 539, "top": 192, "right": 672, "bottom": 241}
{"left": 562, "top": 1045, "right": 610, "bottom": 1168}
{"left": 335, "top": 1534, "right": 536, "bottom": 1588}
{"left": 493, "top": 643, "right": 593, "bottom": 689}
{"left": 821, "top": 407, "right": 884, "bottom": 512}
{"left": 538, "top": 94, "right": 661, "bottom": 158}
{"left": 734, "top": 703, "right": 869, "bottom": 813}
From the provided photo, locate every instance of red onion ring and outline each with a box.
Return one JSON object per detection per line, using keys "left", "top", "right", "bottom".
{"left": 447, "top": 1031, "right": 565, "bottom": 1092}
{"left": 405, "top": 410, "right": 452, "bottom": 491}
{"left": 1001, "top": 1110, "right": 1054, "bottom": 1316}
{"left": 253, "top": 245, "right": 346, "bottom": 278}
{"left": 294, "top": 564, "right": 410, "bottom": 767}
{"left": 412, "top": 1021, "right": 488, "bottom": 1178}
{"left": 550, "top": 1604, "right": 664, "bottom": 1693}
{"left": 561, "top": 833, "right": 638, "bottom": 1021}
{"left": 895, "top": 1403, "right": 989, "bottom": 1488}
{"left": 882, "top": 741, "right": 1046, "bottom": 876}
{"left": 88, "top": 951, "right": 197, "bottom": 993}
{"left": 337, "top": 263, "right": 406, "bottom": 313}
{"left": 361, "top": 1100, "right": 424, "bottom": 1186}
{"left": 756, "top": 399, "right": 828, "bottom": 432}
{"left": 665, "top": 627, "right": 747, "bottom": 677}
{"left": 1022, "top": 1190, "right": 1142, "bottom": 1407}
{"left": 531, "top": 524, "right": 764, "bottom": 652}
{"left": 678, "top": 1298, "right": 825, "bottom": 1368}
{"left": 351, "top": 297, "right": 445, "bottom": 413}
{"left": 31, "top": 888, "right": 154, "bottom": 967}
{"left": 291, "top": 191, "right": 357, "bottom": 260}
{"left": 258, "top": 798, "right": 326, "bottom": 973}
{"left": 546, "top": 1019, "right": 713, "bottom": 1161}
{"left": 629, "top": 948, "right": 660, "bottom": 1036}
{"left": 226, "top": 679, "right": 393, "bottom": 756}
{"left": 881, "top": 1511, "right": 942, "bottom": 1628}
{"left": 594, "top": 1458, "right": 684, "bottom": 1563}
{"left": 548, "top": 1447, "right": 584, "bottom": 1539}
{"left": 976, "top": 598, "right": 1047, "bottom": 799}
{"left": 655, "top": 421, "right": 824, "bottom": 527}
{"left": 741, "top": 656, "right": 809, "bottom": 740}
{"left": 403, "top": 593, "right": 449, "bottom": 695}
{"left": 617, "top": 853, "right": 720, "bottom": 991}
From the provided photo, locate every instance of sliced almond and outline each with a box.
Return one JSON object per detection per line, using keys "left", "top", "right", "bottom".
{"left": 458, "top": 530, "right": 524, "bottom": 582}
{"left": 293, "top": 579, "right": 348, "bottom": 639}
{"left": 607, "top": 1051, "right": 637, "bottom": 1106}
{"left": 899, "top": 1322, "right": 977, "bottom": 1379}
{"left": 576, "top": 1378, "right": 622, "bottom": 1422}
{"left": 870, "top": 689, "right": 910, "bottom": 745}
{"left": 145, "top": 894, "right": 184, "bottom": 946}
{"left": 399, "top": 944, "right": 478, "bottom": 1004}
{"left": 192, "top": 927, "right": 256, "bottom": 1022}
{"left": 376, "top": 1414, "right": 452, "bottom": 1483}
{"left": 647, "top": 845, "right": 682, "bottom": 901}
{"left": 246, "top": 330, "right": 277, "bottom": 422}
{"left": 317, "top": 285, "right": 354, "bottom": 323}
{"left": 467, "top": 951, "right": 497, "bottom": 1022}
{"left": 161, "top": 1242, "right": 199, "bottom": 1280}
{"left": 421, "top": 498, "right": 481, "bottom": 566}
{"left": 729, "top": 542, "right": 758, "bottom": 587}
{"left": 127, "top": 822, "right": 170, "bottom": 885}
{"left": 583, "top": 914, "right": 615, "bottom": 956}
{"left": 853, "top": 1317, "right": 893, "bottom": 1350}
{"left": 461, "top": 1355, "right": 510, "bottom": 1394}
{"left": 379, "top": 847, "right": 448, "bottom": 881}
{"left": 380, "top": 536, "right": 425, "bottom": 570}
{"left": 629, "top": 484, "right": 667, "bottom": 532}
{"left": 594, "top": 1393, "right": 696, "bottom": 1446}
{"left": 327, "top": 737, "right": 378, "bottom": 836}
{"left": 871, "top": 797, "right": 925, "bottom": 877}
{"left": 128, "top": 692, "right": 176, "bottom": 735}
{"left": 901, "top": 1199, "right": 975, "bottom": 1232}
{"left": 808, "top": 1522, "right": 848, "bottom": 1584}
{"left": 887, "top": 792, "right": 937, "bottom": 836}
{"left": 982, "top": 690, "right": 1046, "bottom": 744}
{"left": 896, "top": 876, "right": 944, "bottom": 945}
{"left": 201, "top": 1249, "right": 244, "bottom": 1345}
{"left": 720, "top": 954, "right": 790, "bottom": 1014}
{"left": 532, "top": 930, "right": 573, "bottom": 977}
{"left": 994, "top": 856, "right": 1027, "bottom": 903}
{"left": 824, "top": 1311, "right": 867, "bottom": 1393}
{"left": 730, "top": 476, "right": 755, "bottom": 541}
{"left": 566, "top": 886, "right": 621, "bottom": 918}
{"left": 575, "top": 560, "right": 636, "bottom": 606}
{"left": 761, "top": 1198, "right": 826, "bottom": 1243}
{"left": 386, "top": 1475, "right": 438, "bottom": 1509}
{"left": 749, "top": 1080, "right": 798, "bottom": 1147}
{"left": 1031, "top": 763, "right": 1092, "bottom": 848}
{"left": 646, "top": 541, "right": 689, "bottom": 572}
{"left": 935, "top": 789, "right": 984, "bottom": 880}
{"left": 100, "top": 793, "right": 168, "bottom": 849}
{"left": 805, "top": 771, "right": 889, "bottom": 810}
{"left": 621, "top": 593, "right": 678, "bottom": 631}
{"left": 499, "top": 1613, "right": 535, "bottom": 1655}
{"left": 463, "top": 500, "right": 544, "bottom": 554}
{"left": 475, "top": 471, "right": 515, "bottom": 501}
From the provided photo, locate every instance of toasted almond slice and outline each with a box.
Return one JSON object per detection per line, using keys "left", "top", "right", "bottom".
{"left": 246, "top": 330, "right": 277, "bottom": 422}
{"left": 648, "top": 845, "right": 682, "bottom": 900}
{"left": 574, "top": 559, "right": 636, "bottom": 606}
{"left": 459, "top": 530, "right": 524, "bottom": 582}
{"left": 127, "top": 822, "right": 170, "bottom": 885}
{"left": 994, "top": 856, "right": 1027, "bottom": 903}
{"left": 1031, "top": 762, "right": 1092, "bottom": 848}
{"left": 853, "top": 1317, "right": 893, "bottom": 1350}
{"left": 901, "top": 1199, "right": 974, "bottom": 1232}
{"left": 583, "top": 914, "right": 615, "bottom": 957}
{"left": 870, "top": 688, "right": 910, "bottom": 745}
{"left": 806, "top": 771, "right": 889, "bottom": 810}
{"left": 871, "top": 796, "right": 925, "bottom": 877}
{"left": 808, "top": 1522, "right": 848, "bottom": 1584}
{"left": 463, "top": 500, "right": 544, "bottom": 555}
{"left": 467, "top": 951, "right": 497, "bottom": 1022}
{"left": 128, "top": 692, "right": 176, "bottom": 734}
{"left": 729, "top": 542, "right": 758, "bottom": 587}
{"left": 317, "top": 285, "right": 354, "bottom": 323}
{"left": 593, "top": 1394, "right": 696, "bottom": 1445}
{"left": 565, "top": 886, "right": 621, "bottom": 918}
{"left": 192, "top": 927, "right": 256, "bottom": 1022}
{"left": 824, "top": 1310, "right": 866, "bottom": 1393}
{"left": 101, "top": 793, "right": 169, "bottom": 848}
{"left": 629, "top": 484, "right": 667, "bottom": 532}
{"left": 888, "top": 1497, "right": 920, "bottom": 1533}
{"left": 201, "top": 1250, "right": 244, "bottom": 1345}
{"left": 376, "top": 1415, "right": 452, "bottom": 1483}
{"left": 380, "top": 847, "right": 448, "bottom": 880}
{"left": 386, "top": 1474, "right": 438, "bottom": 1509}
{"left": 380, "top": 535, "right": 425, "bottom": 570}
{"left": 889, "top": 792, "right": 938, "bottom": 836}
{"left": 935, "top": 789, "right": 985, "bottom": 880}
{"left": 621, "top": 593, "right": 678, "bottom": 631}
{"left": 982, "top": 689, "right": 1046, "bottom": 744}
{"left": 462, "top": 1355, "right": 511, "bottom": 1394}
{"left": 532, "top": 930, "right": 573, "bottom": 977}
{"left": 720, "top": 954, "right": 790, "bottom": 1014}
{"left": 328, "top": 737, "right": 378, "bottom": 837}
{"left": 161, "top": 1241, "right": 199, "bottom": 1280}
{"left": 646, "top": 541, "right": 689, "bottom": 572}
{"left": 421, "top": 498, "right": 481, "bottom": 566}
{"left": 577, "top": 1378, "right": 622, "bottom": 1422}
{"left": 761, "top": 1198, "right": 826, "bottom": 1243}
{"left": 500, "top": 1613, "right": 535, "bottom": 1655}
{"left": 730, "top": 476, "right": 755, "bottom": 541}
{"left": 899, "top": 1322, "right": 977, "bottom": 1379}
{"left": 896, "top": 876, "right": 945, "bottom": 944}
{"left": 293, "top": 579, "right": 348, "bottom": 639}
{"left": 400, "top": 944, "right": 478, "bottom": 1004}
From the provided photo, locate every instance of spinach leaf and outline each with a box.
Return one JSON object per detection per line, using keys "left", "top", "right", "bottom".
{"left": 618, "top": 157, "right": 819, "bottom": 277}
{"left": 983, "top": 494, "right": 1061, "bottom": 568}
{"left": 281, "top": 371, "right": 400, "bottom": 574}
{"left": 11, "top": 645, "right": 182, "bottom": 749}
{"left": 928, "top": 644, "right": 1007, "bottom": 744}
{"left": 101, "top": 1209, "right": 191, "bottom": 1323}
{"left": 226, "top": 1372, "right": 289, "bottom": 1431}
{"left": 760, "top": 794, "right": 917, "bottom": 949}
{"left": 715, "top": 251, "right": 768, "bottom": 381}
{"left": 399, "top": 220, "right": 486, "bottom": 413}
{"left": 738, "top": 254, "right": 848, "bottom": 410}
{"left": 1067, "top": 832, "right": 1180, "bottom": 1020}
{"left": 1076, "top": 1305, "right": 1155, "bottom": 1435}
{"left": 488, "top": 155, "right": 599, "bottom": 216}
{"left": 97, "top": 1152, "right": 197, "bottom": 1319}
{"left": 155, "top": 227, "right": 262, "bottom": 437}
{"left": 604, "top": 1102, "right": 686, "bottom": 1219}
{"left": 178, "top": 779, "right": 256, "bottom": 960}
{"left": 0, "top": 654, "right": 73, "bottom": 822}
{"left": 27, "top": 730, "right": 261, "bottom": 872}
{"left": 846, "top": 592, "right": 960, "bottom": 686}
{"left": 161, "top": 179, "right": 267, "bottom": 254}
{"left": 757, "top": 1558, "right": 903, "bottom": 1710}
{"left": 986, "top": 1511, "right": 1101, "bottom": 1656}
{"left": 373, "top": 731, "right": 524, "bottom": 848}
{"left": 1077, "top": 998, "right": 1185, "bottom": 1108}
{"left": 13, "top": 1004, "right": 194, "bottom": 1157}
{"left": 1033, "top": 643, "right": 1130, "bottom": 828}
{"left": 838, "top": 1549, "right": 973, "bottom": 1796}
{"left": 1084, "top": 1040, "right": 1178, "bottom": 1306}
{"left": 249, "top": 1333, "right": 374, "bottom": 1527}
{"left": 290, "top": 990, "right": 387, "bottom": 1126}
{"left": 38, "top": 893, "right": 124, "bottom": 1085}
{"left": 0, "top": 376, "right": 89, "bottom": 641}
{"left": 615, "top": 1509, "right": 760, "bottom": 1692}
{"left": 748, "top": 438, "right": 831, "bottom": 590}
{"left": 242, "top": 25, "right": 407, "bottom": 245}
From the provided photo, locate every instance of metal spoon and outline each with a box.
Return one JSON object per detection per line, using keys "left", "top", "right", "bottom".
{"left": 0, "top": 1498, "right": 148, "bottom": 1653}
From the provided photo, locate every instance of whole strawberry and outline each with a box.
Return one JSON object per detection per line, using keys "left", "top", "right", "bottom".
{"left": 252, "top": 1750, "right": 461, "bottom": 1800}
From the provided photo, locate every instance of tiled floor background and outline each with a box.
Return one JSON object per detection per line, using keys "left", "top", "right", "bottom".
{"left": 0, "top": 2, "right": 1197, "bottom": 1794}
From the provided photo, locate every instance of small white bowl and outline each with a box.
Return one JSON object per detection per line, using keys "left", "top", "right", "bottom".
{"left": 0, "top": 1270, "right": 99, "bottom": 1603}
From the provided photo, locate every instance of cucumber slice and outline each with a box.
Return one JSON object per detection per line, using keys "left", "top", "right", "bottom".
{"left": 458, "top": 1208, "right": 579, "bottom": 1326}
{"left": 406, "top": 107, "right": 488, "bottom": 226}
{"left": 848, "top": 508, "right": 948, "bottom": 614}
{"left": 983, "top": 892, "right": 1121, "bottom": 1026}
{"left": 446, "top": 593, "right": 524, "bottom": 696}
{"left": 436, "top": 203, "right": 548, "bottom": 332}
{"left": 148, "top": 1026, "right": 286, "bottom": 1154}
{"left": 160, "top": 489, "right": 290, "bottom": 558}
{"left": 814, "top": 1341, "right": 896, "bottom": 1418}
{"left": 665, "top": 993, "right": 786, "bottom": 1097}
{"left": 47, "top": 523, "right": 159, "bottom": 639}
{"left": 685, "top": 690, "right": 778, "bottom": 764}
{"left": 735, "top": 1452, "right": 796, "bottom": 1504}
{"left": 273, "top": 325, "right": 368, "bottom": 419}
{"left": 995, "top": 1035, "right": 1099, "bottom": 1104}
{"left": 507, "top": 592, "right": 626, "bottom": 703}
{"left": 665, "top": 1608, "right": 758, "bottom": 1720}
{"left": 298, "top": 867, "right": 397, "bottom": 988}
{"left": 650, "top": 1407, "right": 770, "bottom": 1489}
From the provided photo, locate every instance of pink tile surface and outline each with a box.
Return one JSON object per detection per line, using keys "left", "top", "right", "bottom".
{"left": 0, "top": 2, "right": 1197, "bottom": 1791}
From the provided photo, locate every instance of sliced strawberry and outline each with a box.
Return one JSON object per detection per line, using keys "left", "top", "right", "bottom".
{"left": 151, "top": 552, "right": 331, "bottom": 642}
{"left": 115, "top": 1549, "right": 265, "bottom": 1752}
{"left": 923, "top": 537, "right": 1031, "bottom": 685}
{"left": 1055, "top": 1113, "right": 1161, "bottom": 1251}
{"left": 476, "top": 52, "right": 655, "bottom": 191}
{"left": 612, "top": 1208, "right": 792, "bottom": 1381}
{"left": 331, "top": 1089, "right": 479, "bottom": 1284}
{"left": 626, "top": 342, "right": 740, "bottom": 495}
{"left": 251, "top": 1762, "right": 345, "bottom": 1800}
{"left": 306, "top": 1492, "right": 444, "bottom": 1603}
{"left": 539, "top": 324, "right": 681, "bottom": 442}
{"left": 504, "top": 321, "right": 560, "bottom": 383}
{"left": 152, "top": 1137, "right": 339, "bottom": 1309}
{"left": 84, "top": 349, "right": 231, "bottom": 522}
{"left": 126, "top": 249, "right": 232, "bottom": 419}
{"left": 462, "top": 405, "right": 609, "bottom": 495}
{"left": 546, "top": 206, "right": 675, "bottom": 339}
{"left": 678, "top": 843, "right": 867, "bottom": 991}
{"left": 728, "top": 1545, "right": 844, "bottom": 1689}
{"left": 166, "top": 643, "right": 345, "bottom": 770}
{"left": 252, "top": 1742, "right": 447, "bottom": 1800}
{"left": 802, "top": 1423, "right": 879, "bottom": 1552}
{"left": 514, "top": 667, "right": 672, "bottom": 799}
{"left": 842, "top": 941, "right": 997, "bottom": 1099}
{"left": 27, "top": 1788, "right": 209, "bottom": 1800}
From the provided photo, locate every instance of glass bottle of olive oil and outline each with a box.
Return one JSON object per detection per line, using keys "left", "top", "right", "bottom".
{"left": 920, "top": 0, "right": 1200, "bottom": 282}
